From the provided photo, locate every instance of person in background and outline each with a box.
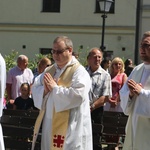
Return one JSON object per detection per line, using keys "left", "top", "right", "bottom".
{"left": 104, "top": 57, "right": 127, "bottom": 112}
{"left": 101, "top": 58, "right": 111, "bottom": 73}
{"left": 13, "top": 83, "right": 35, "bottom": 110}
{"left": 104, "top": 57, "right": 127, "bottom": 149}
{"left": 32, "top": 57, "right": 52, "bottom": 84}
{"left": 124, "top": 59, "right": 133, "bottom": 69}
{"left": 124, "top": 58, "right": 133, "bottom": 74}
{"left": 120, "top": 31, "right": 150, "bottom": 150}
{"left": 125, "top": 65, "right": 135, "bottom": 77}
{"left": 37, "top": 57, "right": 52, "bottom": 74}
{"left": 86, "top": 47, "right": 112, "bottom": 150}
{"left": 6, "top": 55, "right": 34, "bottom": 108}
{"left": 31, "top": 36, "right": 92, "bottom": 150}
{"left": 72, "top": 51, "right": 79, "bottom": 59}
{"left": 0, "top": 53, "right": 6, "bottom": 150}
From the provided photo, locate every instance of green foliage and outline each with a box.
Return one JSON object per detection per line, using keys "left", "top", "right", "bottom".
{"left": 76, "top": 46, "right": 90, "bottom": 66}
{"left": 4, "top": 50, "right": 18, "bottom": 72}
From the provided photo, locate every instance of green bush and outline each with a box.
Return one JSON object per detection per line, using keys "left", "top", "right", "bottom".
{"left": 4, "top": 50, "right": 18, "bottom": 72}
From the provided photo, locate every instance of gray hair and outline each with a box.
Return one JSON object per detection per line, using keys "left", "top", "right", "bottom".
{"left": 17, "top": 55, "right": 28, "bottom": 62}
{"left": 142, "top": 31, "right": 150, "bottom": 40}
{"left": 87, "top": 47, "right": 103, "bottom": 59}
{"left": 53, "top": 36, "right": 73, "bottom": 49}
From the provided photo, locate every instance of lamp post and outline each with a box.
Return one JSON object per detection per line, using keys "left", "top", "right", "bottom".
{"left": 99, "top": 0, "right": 113, "bottom": 52}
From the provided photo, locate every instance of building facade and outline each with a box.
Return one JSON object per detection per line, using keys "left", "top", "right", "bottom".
{"left": 0, "top": 0, "right": 149, "bottom": 64}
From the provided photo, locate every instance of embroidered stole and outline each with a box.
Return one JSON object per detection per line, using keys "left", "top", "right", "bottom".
{"left": 31, "top": 62, "right": 80, "bottom": 150}
{"left": 31, "top": 65, "right": 56, "bottom": 150}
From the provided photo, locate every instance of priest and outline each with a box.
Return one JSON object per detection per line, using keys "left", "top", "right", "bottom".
{"left": 120, "top": 31, "right": 150, "bottom": 150}
{"left": 31, "top": 36, "right": 92, "bottom": 150}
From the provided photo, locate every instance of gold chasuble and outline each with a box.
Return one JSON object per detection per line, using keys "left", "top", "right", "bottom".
{"left": 32, "top": 62, "right": 80, "bottom": 150}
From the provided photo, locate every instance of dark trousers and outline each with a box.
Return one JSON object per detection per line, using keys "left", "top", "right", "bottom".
{"left": 91, "top": 107, "right": 103, "bottom": 150}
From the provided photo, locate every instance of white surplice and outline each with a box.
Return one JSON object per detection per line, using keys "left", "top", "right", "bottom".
{"left": 0, "top": 54, "right": 6, "bottom": 150}
{"left": 32, "top": 57, "right": 93, "bottom": 150}
{"left": 120, "top": 63, "right": 150, "bottom": 150}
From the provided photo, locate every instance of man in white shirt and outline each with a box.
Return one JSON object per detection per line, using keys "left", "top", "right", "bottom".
{"left": 120, "top": 31, "right": 150, "bottom": 150}
{"left": 32, "top": 36, "right": 92, "bottom": 150}
{"left": 6, "top": 55, "right": 33, "bottom": 108}
{"left": 86, "top": 48, "right": 112, "bottom": 150}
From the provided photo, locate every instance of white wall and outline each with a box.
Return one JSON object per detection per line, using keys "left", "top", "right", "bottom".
{"left": 0, "top": 0, "right": 140, "bottom": 63}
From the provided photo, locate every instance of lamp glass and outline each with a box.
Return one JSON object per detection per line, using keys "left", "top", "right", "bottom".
{"left": 99, "top": 0, "right": 113, "bottom": 12}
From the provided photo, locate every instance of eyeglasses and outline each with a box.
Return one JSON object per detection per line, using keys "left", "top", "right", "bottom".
{"left": 51, "top": 48, "right": 69, "bottom": 55}
{"left": 140, "top": 43, "right": 150, "bottom": 49}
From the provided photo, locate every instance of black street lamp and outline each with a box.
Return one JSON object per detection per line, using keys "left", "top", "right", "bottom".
{"left": 98, "top": 0, "right": 113, "bottom": 52}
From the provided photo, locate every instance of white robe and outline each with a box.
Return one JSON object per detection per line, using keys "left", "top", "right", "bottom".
{"left": 0, "top": 54, "right": 6, "bottom": 150}
{"left": 120, "top": 63, "right": 150, "bottom": 150}
{"left": 32, "top": 58, "right": 93, "bottom": 150}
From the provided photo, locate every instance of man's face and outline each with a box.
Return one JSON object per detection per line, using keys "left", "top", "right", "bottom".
{"left": 88, "top": 49, "right": 103, "bottom": 71}
{"left": 52, "top": 41, "right": 72, "bottom": 68}
{"left": 17, "top": 59, "right": 28, "bottom": 70}
{"left": 140, "top": 36, "right": 150, "bottom": 64}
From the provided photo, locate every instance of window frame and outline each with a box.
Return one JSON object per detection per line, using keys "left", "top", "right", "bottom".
{"left": 42, "top": 0, "right": 61, "bottom": 13}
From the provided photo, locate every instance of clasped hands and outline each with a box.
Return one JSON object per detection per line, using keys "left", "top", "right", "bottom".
{"left": 43, "top": 73, "right": 57, "bottom": 95}
{"left": 127, "top": 79, "right": 143, "bottom": 98}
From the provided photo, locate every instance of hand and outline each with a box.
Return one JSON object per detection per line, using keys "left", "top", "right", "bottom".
{"left": 43, "top": 73, "right": 57, "bottom": 94}
{"left": 109, "top": 98, "right": 117, "bottom": 108}
{"left": 127, "top": 79, "right": 143, "bottom": 97}
{"left": 90, "top": 103, "right": 95, "bottom": 112}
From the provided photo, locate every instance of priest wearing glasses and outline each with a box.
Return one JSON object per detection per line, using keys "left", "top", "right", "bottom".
{"left": 31, "top": 36, "right": 92, "bottom": 150}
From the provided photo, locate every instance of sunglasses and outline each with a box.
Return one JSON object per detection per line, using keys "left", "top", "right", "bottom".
{"left": 140, "top": 43, "right": 150, "bottom": 49}
{"left": 51, "top": 48, "right": 69, "bottom": 55}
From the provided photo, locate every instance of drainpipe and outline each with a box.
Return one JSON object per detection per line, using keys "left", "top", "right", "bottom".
{"left": 134, "top": 0, "right": 143, "bottom": 65}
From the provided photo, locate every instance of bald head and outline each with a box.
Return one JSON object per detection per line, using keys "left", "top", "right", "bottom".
{"left": 87, "top": 48, "right": 103, "bottom": 72}
{"left": 17, "top": 55, "right": 28, "bottom": 70}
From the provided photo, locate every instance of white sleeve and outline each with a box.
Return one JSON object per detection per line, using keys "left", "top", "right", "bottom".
{"left": 135, "top": 89, "right": 150, "bottom": 117}
{"left": 31, "top": 73, "right": 44, "bottom": 109}
{"left": 120, "top": 80, "right": 136, "bottom": 116}
{"left": 0, "top": 54, "right": 6, "bottom": 117}
{"left": 53, "top": 66, "right": 91, "bottom": 112}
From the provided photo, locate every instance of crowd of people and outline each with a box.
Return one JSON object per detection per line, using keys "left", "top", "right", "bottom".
{"left": 0, "top": 31, "right": 150, "bottom": 150}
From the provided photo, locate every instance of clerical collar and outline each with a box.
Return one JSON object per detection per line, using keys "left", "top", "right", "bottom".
{"left": 144, "top": 64, "right": 150, "bottom": 70}
{"left": 55, "top": 59, "right": 72, "bottom": 71}
{"left": 55, "top": 56, "right": 77, "bottom": 71}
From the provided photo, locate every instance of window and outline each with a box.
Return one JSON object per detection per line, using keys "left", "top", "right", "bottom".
{"left": 95, "top": 0, "right": 115, "bottom": 14}
{"left": 104, "top": 51, "right": 114, "bottom": 60}
{"left": 42, "top": 0, "right": 61, "bottom": 12}
{"left": 40, "top": 48, "right": 52, "bottom": 55}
